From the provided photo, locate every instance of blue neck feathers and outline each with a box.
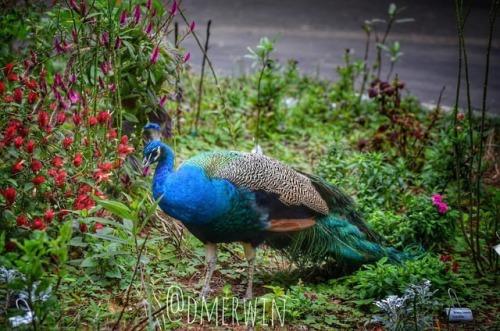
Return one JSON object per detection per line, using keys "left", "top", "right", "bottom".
{"left": 152, "top": 144, "right": 175, "bottom": 200}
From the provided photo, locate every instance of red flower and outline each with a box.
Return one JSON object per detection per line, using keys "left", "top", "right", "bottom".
{"left": 98, "top": 162, "right": 113, "bottom": 171}
{"left": 7, "top": 73, "right": 19, "bottom": 82}
{"left": 56, "top": 112, "right": 66, "bottom": 125}
{"left": 451, "top": 261, "right": 459, "bottom": 273}
{"left": 120, "top": 135, "right": 129, "bottom": 144}
{"left": 62, "top": 136, "right": 73, "bottom": 149}
{"left": 79, "top": 222, "right": 88, "bottom": 232}
{"left": 14, "top": 136, "right": 23, "bottom": 149}
{"left": 1, "top": 187, "right": 16, "bottom": 205}
{"left": 16, "top": 215, "right": 29, "bottom": 227}
{"left": 93, "top": 222, "right": 104, "bottom": 232}
{"left": 93, "top": 170, "right": 111, "bottom": 182}
{"left": 4, "top": 95, "right": 14, "bottom": 102}
{"left": 30, "top": 159, "right": 43, "bottom": 173}
{"left": 73, "top": 152, "right": 82, "bottom": 167}
{"left": 13, "top": 88, "right": 23, "bottom": 103}
{"left": 118, "top": 144, "right": 134, "bottom": 157}
{"left": 47, "top": 168, "right": 57, "bottom": 177}
{"left": 0, "top": 81, "right": 5, "bottom": 95}
{"left": 108, "top": 129, "right": 117, "bottom": 140}
{"left": 57, "top": 210, "right": 69, "bottom": 220}
{"left": 32, "top": 217, "right": 46, "bottom": 230}
{"left": 97, "top": 111, "right": 111, "bottom": 124}
{"left": 37, "top": 111, "right": 49, "bottom": 130}
{"left": 54, "top": 170, "right": 67, "bottom": 187}
{"left": 12, "top": 160, "right": 25, "bottom": 173}
{"left": 73, "top": 113, "right": 82, "bottom": 126}
{"left": 3, "top": 125, "right": 16, "bottom": 144}
{"left": 51, "top": 156, "right": 64, "bottom": 168}
{"left": 25, "top": 140, "right": 35, "bottom": 154}
{"left": 44, "top": 209, "right": 55, "bottom": 223}
{"left": 74, "top": 194, "right": 95, "bottom": 210}
{"left": 3, "top": 62, "right": 14, "bottom": 76}
{"left": 33, "top": 175, "right": 45, "bottom": 185}
{"left": 78, "top": 185, "right": 92, "bottom": 194}
{"left": 89, "top": 117, "right": 98, "bottom": 126}
{"left": 25, "top": 79, "right": 37, "bottom": 90}
{"left": 6, "top": 241, "right": 16, "bottom": 251}
{"left": 27, "top": 91, "right": 38, "bottom": 104}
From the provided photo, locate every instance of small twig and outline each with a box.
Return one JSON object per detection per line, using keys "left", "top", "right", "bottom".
{"left": 193, "top": 20, "right": 212, "bottom": 136}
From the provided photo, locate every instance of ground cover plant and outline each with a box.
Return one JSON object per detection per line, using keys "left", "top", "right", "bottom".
{"left": 0, "top": 0, "right": 499, "bottom": 330}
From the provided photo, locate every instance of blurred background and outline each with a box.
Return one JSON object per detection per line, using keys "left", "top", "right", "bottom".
{"left": 180, "top": 0, "right": 500, "bottom": 114}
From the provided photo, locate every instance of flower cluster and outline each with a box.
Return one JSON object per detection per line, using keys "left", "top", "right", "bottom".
{"left": 303, "top": 292, "right": 317, "bottom": 301}
{"left": 0, "top": 62, "right": 135, "bottom": 243}
{"left": 440, "top": 254, "right": 459, "bottom": 273}
{"left": 431, "top": 194, "right": 449, "bottom": 214}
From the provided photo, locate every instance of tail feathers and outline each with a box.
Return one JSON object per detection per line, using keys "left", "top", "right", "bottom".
{"left": 266, "top": 214, "right": 410, "bottom": 274}
{"left": 300, "top": 171, "right": 383, "bottom": 242}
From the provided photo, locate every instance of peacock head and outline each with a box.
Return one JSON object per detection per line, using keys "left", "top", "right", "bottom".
{"left": 142, "top": 140, "right": 173, "bottom": 168}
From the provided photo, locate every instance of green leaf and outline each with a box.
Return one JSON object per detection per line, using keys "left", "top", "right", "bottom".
{"left": 69, "top": 236, "right": 88, "bottom": 248}
{"left": 95, "top": 198, "right": 133, "bottom": 220}
{"left": 81, "top": 257, "right": 99, "bottom": 267}
{"left": 90, "top": 233, "right": 131, "bottom": 245}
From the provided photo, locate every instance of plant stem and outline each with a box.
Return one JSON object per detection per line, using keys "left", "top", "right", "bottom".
{"left": 475, "top": 0, "right": 499, "bottom": 271}
{"left": 112, "top": 232, "right": 151, "bottom": 331}
{"left": 193, "top": 20, "right": 211, "bottom": 136}
{"left": 179, "top": 10, "right": 236, "bottom": 147}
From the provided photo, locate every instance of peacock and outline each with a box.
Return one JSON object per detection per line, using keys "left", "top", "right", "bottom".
{"left": 142, "top": 123, "right": 408, "bottom": 299}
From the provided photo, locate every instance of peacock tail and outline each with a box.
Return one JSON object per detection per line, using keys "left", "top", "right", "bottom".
{"left": 264, "top": 172, "right": 409, "bottom": 273}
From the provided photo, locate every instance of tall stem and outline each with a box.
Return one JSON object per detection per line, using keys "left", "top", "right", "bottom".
{"left": 193, "top": 20, "right": 211, "bottom": 135}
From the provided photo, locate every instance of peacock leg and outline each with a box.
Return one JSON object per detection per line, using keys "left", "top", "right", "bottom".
{"left": 200, "top": 242, "right": 218, "bottom": 299}
{"left": 242, "top": 243, "right": 256, "bottom": 300}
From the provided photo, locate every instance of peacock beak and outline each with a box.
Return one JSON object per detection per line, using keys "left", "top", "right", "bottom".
{"left": 142, "top": 155, "right": 152, "bottom": 168}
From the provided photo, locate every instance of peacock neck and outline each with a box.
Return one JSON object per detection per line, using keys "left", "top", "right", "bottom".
{"left": 152, "top": 146, "right": 175, "bottom": 200}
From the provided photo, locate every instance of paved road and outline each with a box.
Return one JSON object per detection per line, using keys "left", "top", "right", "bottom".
{"left": 179, "top": 0, "right": 500, "bottom": 115}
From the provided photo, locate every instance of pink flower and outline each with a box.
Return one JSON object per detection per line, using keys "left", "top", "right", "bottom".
{"left": 119, "top": 10, "right": 127, "bottom": 25}
{"left": 431, "top": 194, "right": 443, "bottom": 204}
{"left": 183, "top": 52, "right": 191, "bottom": 63}
{"left": 146, "top": 0, "right": 152, "bottom": 10}
{"left": 133, "top": 5, "right": 141, "bottom": 24}
{"left": 437, "top": 202, "right": 449, "bottom": 214}
{"left": 169, "top": 0, "right": 178, "bottom": 15}
{"left": 54, "top": 38, "right": 69, "bottom": 53}
{"left": 100, "top": 32, "right": 109, "bottom": 46}
{"left": 114, "top": 36, "right": 122, "bottom": 49}
{"left": 145, "top": 22, "right": 153, "bottom": 35}
{"left": 159, "top": 95, "right": 167, "bottom": 107}
{"left": 150, "top": 45, "right": 159, "bottom": 64}
{"left": 190, "top": 21, "right": 196, "bottom": 31}
{"left": 68, "top": 89, "right": 80, "bottom": 104}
